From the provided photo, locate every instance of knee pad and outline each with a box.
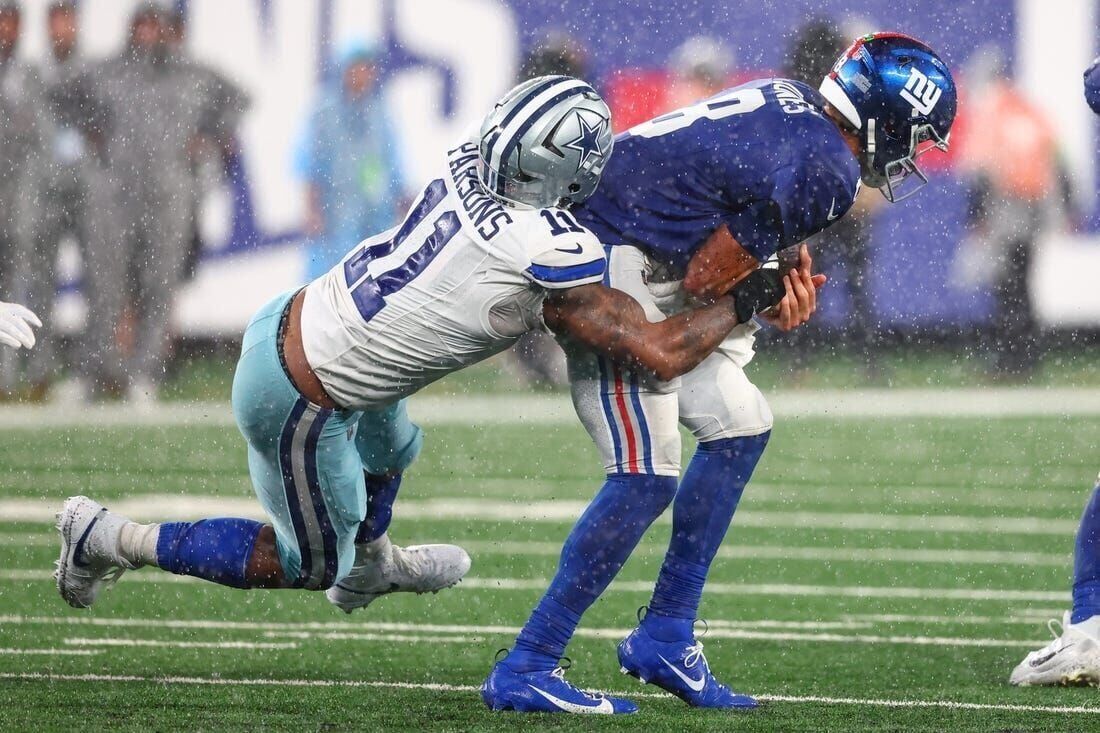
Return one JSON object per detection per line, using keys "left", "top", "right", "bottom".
{"left": 679, "top": 352, "right": 773, "bottom": 443}
{"left": 355, "top": 400, "right": 424, "bottom": 476}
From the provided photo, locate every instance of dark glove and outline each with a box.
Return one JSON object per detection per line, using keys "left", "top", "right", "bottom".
{"left": 729, "top": 267, "right": 783, "bottom": 323}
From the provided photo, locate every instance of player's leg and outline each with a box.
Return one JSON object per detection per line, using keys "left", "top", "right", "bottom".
{"left": 1011, "top": 473, "right": 1100, "bottom": 686}
{"left": 56, "top": 291, "right": 362, "bottom": 607}
{"left": 14, "top": 178, "right": 63, "bottom": 398}
{"left": 484, "top": 246, "right": 678, "bottom": 714}
{"left": 618, "top": 338, "right": 769, "bottom": 708}
{"left": 325, "top": 401, "right": 470, "bottom": 614}
{"left": 79, "top": 174, "right": 129, "bottom": 398}
{"left": 129, "top": 181, "right": 191, "bottom": 401}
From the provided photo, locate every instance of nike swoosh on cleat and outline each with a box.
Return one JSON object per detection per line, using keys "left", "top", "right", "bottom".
{"left": 1032, "top": 644, "right": 1074, "bottom": 667}
{"left": 554, "top": 243, "right": 584, "bottom": 254}
{"left": 657, "top": 653, "right": 706, "bottom": 692}
{"left": 71, "top": 509, "right": 105, "bottom": 569}
{"left": 528, "top": 686, "right": 614, "bottom": 714}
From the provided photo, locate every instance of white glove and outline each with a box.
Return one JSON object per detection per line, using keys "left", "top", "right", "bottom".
{"left": 0, "top": 301, "right": 42, "bottom": 350}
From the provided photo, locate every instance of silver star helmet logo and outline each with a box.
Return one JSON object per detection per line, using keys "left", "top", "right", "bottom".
{"left": 563, "top": 111, "right": 608, "bottom": 171}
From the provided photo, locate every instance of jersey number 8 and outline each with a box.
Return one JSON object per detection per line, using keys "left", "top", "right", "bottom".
{"left": 625, "top": 87, "right": 766, "bottom": 140}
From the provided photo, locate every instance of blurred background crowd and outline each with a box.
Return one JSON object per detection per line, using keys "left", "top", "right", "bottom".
{"left": 0, "top": 0, "right": 1094, "bottom": 404}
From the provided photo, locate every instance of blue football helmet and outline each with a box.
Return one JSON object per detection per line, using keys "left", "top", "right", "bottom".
{"left": 1084, "top": 57, "right": 1100, "bottom": 115}
{"left": 819, "top": 32, "right": 957, "bottom": 202}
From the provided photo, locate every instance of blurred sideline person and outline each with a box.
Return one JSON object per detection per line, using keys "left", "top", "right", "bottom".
{"left": 80, "top": 3, "right": 208, "bottom": 403}
{"left": 505, "top": 34, "right": 590, "bottom": 389}
{"left": 297, "top": 42, "right": 403, "bottom": 281}
{"left": 22, "top": 0, "right": 111, "bottom": 401}
{"left": 0, "top": 301, "right": 40, "bottom": 350}
{"left": 959, "top": 46, "right": 1073, "bottom": 379}
{"left": 0, "top": 0, "right": 48, "bottom": 398}
{"left": 482, "top": 34, "right": 955, "bottom": 713}
{"left": 165, "top": 8, "right": 249, "bottom": 283}
{"left": 665, "top": 35, "right": 735, "bottom": 109}
{"left": 55, "top": 77, "right": 792, "bottom": 716}
{"left": 781, "top": 18, "right": 886, "bottom": 379}
{"left": 1009, "top": 65, "right": 1100, "bottom": 688}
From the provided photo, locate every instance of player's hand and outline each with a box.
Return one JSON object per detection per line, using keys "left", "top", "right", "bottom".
{"left": 0, "top": 301, "right": 41, "bottom": 350}
{"left": 759, "top": 244, "right": 826, "bottom": 332}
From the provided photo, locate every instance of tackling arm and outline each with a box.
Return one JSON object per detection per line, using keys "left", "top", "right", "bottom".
{"left": 543, "top": 269, "right": 781, "bottom": 382}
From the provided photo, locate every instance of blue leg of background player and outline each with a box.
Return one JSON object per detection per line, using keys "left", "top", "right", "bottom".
{"left": 1010, "top": 473, "right": 1100, "bottom": 685}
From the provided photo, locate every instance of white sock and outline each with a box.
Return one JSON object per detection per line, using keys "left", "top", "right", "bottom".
{"left": 118, "top": 522, "right": 161, "bottom": 568}
{"left": 1072, "top": 614, "right": 1100, "bottom": 639}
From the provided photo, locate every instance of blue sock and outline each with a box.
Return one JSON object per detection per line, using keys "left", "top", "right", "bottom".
{"left": 1072, "top": 477, "right": 1100, "bottom": 623}
{"left": 644, "top": 432, "right": 770, "bottom": 640}
{"left": 508, "top": 473, "right": 677, "bottom": 672}
{"left": 355, "top": 473, "right": 402, "bottom": 544}
{"left": 156, "top": 518, "right": 265, "bottom": 589}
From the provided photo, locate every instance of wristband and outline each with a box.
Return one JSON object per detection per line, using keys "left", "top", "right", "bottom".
{"left": 729, "top": 268, "right": 784, "bottom": 323}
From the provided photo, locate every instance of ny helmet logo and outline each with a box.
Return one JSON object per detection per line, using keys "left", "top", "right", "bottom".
{"left": 900, "top": 67, "right": 942, "bottom": 116}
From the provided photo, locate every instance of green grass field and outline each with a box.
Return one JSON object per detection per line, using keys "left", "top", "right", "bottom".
{"left": 1, "top": 403, "right": 1099, "bottom": 730}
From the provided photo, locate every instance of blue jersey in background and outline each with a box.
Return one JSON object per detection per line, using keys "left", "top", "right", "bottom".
{"left": 574, "top": 79, "right": 861, "bottom": 271}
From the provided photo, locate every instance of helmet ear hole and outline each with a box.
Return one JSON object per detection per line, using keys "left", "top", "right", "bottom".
{"left": 568, "top": 183, "right": 581, "bottom": 193}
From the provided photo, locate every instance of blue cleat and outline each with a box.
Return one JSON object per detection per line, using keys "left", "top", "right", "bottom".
{"left": 617, "top": 624, "right": 758, "bottom": 709}
{"left": 481, "top": 657, "right": 638, "bottom": 714}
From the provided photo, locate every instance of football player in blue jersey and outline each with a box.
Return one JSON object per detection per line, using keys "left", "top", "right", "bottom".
{"left": 1008, "top": 64, "right": 1100, "bottom": 686}
{"left": 482, "top": 33, "right": 958, "bottom": 713}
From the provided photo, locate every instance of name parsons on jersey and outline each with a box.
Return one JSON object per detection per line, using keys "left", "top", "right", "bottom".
{"left": 448, "top": 142, "right": 515, "bottom": 241}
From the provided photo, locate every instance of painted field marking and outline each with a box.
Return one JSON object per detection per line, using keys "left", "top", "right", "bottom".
{"left": 259, "top": 631, "right": 484, "bottom": 644}
{"left": 0, "top": 570, "right": 1070, "bottom": 603}
{"left": 0, "top": 388, "right": 1098, "bottom": 428}
{"left": 0, "top": 496, "right": 1079, "bottom": 536}
{"left": 0, "top": 648, "right": 98, "bottom": 656}
{"left": 0, "top": 615, "right": 1048, "bottom": 650}
{"left": 63, "top": 638, "right": 298, "bottom": 650}
{"left": 459, "top": 540, "right": 1067, "bottom": 567}
{"left": 2, "top": 672, "right": 1099, "bottom": 716}
{"left": 4, "top": 532, "right": 1068, "bottom": 567}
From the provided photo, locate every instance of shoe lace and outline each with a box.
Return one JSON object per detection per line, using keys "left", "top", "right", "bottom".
{"left": 683, "top": 640, "right": 706, "bottom": 670}
{"left": 1031, "top": 617, "right": 1067, "bottom": 659}
{"left": 102, "top": 566, "right": 126, "bottom": 588}
{"left": 550, "top": 661, "right": 605, "bottom": 702}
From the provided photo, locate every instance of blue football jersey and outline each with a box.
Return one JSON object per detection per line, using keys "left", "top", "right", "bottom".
{"left": 574, "top": 79, "right": 862, "bottom": 270}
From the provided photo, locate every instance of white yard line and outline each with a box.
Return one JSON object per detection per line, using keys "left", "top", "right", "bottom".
{"left": 459, "top": 540, "right": 1068, "bottom": 567}
{"left": 0, "top": 570, "right": 1069, "bottom": 602}
{"left": 0, "top": 648, "right": 98, "bottom": 656}
{"left": 0, "top": 388, "right": 1098, "bottom": 429}
{"left": 2, "top": 672, "right": 1098, "bottom": 715}
{"left": 6, "top": 532, "right": 1067, "bottom": 566}
{"left": 0, "top": 614, "right": 1052, "bottom": 650}
{"left": 261, "top": 631, "right": 485, "bottom": 644}
{"left": 62, "top": 638, "right": 298, "bottom": 650}
{"left": 0, "top": 495, "right": 1080, "bottom": 535}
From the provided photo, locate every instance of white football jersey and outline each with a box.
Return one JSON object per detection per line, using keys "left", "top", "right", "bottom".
{"left": 301, "top": 140, "right": 606, "bottom": 411}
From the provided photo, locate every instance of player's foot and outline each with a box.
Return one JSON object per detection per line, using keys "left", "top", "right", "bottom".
{"left": 1010, "top": 611, "right": 1100, "bottom": 686}
{"left": 325, "top": 533, "right": 470, "bottom": 613}
{"left": 126, "top": 378, "right": 159, "bottom": 407}
{"left": 55, "top": 495, "right": 134, "bottom": 609}
{"left": 617, "top": 621, "right": 758, "bottom": 709}
{"left": 482, "top": 658, "right": 638, "bottom": 714}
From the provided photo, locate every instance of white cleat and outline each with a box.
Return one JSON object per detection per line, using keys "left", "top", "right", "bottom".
{"left": 55, "top": 495, "right": 133, "bottom": 609}
{"left": 1010, "top": 612, "right": 1100, "bottom": 686}
{"left": 326, "top": 534, "right": 471, "bottom": 614}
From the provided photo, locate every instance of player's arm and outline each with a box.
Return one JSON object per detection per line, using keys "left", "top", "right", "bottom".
{"left": 543, "top": 270, "right": 782, "bottom": 382}
{"left": 681, "top": 224, "right": 759, "bottom": 302}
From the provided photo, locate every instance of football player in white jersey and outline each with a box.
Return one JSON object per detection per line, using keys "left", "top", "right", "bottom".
{"left": 54, "top": 76, "right": 788, "bottom": 706}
